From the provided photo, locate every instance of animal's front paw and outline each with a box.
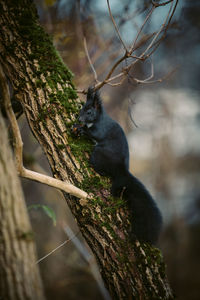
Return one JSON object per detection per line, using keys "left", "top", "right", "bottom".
{"left": 72, "top": 123, "right": 85, "bottom": 136}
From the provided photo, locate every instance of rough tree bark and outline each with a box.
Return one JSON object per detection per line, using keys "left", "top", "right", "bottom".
{"left": 0, "top": 111, "right": 45, "bottom": 300}
{"left": 0, "top": 1, "right": 174, "bottom": 299}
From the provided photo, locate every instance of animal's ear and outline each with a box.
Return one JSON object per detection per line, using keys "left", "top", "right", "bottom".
{"left": 86, "top": 87, "right": 102, "bottom": 111}
{"left": 86, "top": 87, "right": 95, "bottom": 103}
{"left": 93, "top": 90, "right": 102, "bottom": 112}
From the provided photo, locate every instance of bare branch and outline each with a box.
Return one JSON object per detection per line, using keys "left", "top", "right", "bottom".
{"left": 94, "top": 54, "right": 127, "bottom": 90}
{"left": 105, "top": 75, "right": 127, "bottom": 87}
{"left": 21, "top": 168, "right": 88, "bottom": 199}
{"left": 0, "top": 65, "right": 24, "bottom": 173}
{"left": 94, "top": 0, "right": 178, "bottom": 90}
{"left": 133, "top": 66, "right": 177, "bottom": 84}
{"left": 63, "top": 225, "right": 112, "bottom": 300}
{"left": 152, "top": 0, "right": 173, "bottom": 7}
{"left": 0, "top": 64, "right": 88, "bottom": 200}
{"left": 36, "top": 231, "right": 80, "bottom": 264}
{"left": 144, "top": 0, "right": 179, "bottom": 58}
{"left": 141, "top": 0, "right": 174, "bottom": 58}
{"left": 140, "top": 58, "right": 154, "bottom": 82}
{"left": 107, "top": 0, "right": 128, "bottom": 52}
{"left": 128, "top": 98, "right": 138, "bottom": 128}
{"left": 130, "top": 5, "right": 155, "bottom": 54}
{"left": 77, "top": 0, "right": 178, "bottom": 93}
{"left": 83, "top": 37, "right": 98, "bottom": 83}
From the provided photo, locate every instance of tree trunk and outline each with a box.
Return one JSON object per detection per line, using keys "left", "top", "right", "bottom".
{"left": 0, "top": 1, "right": 174, "bottom": 299}
{"left": 0, "top": 111, "right": 45, "bottom": 300}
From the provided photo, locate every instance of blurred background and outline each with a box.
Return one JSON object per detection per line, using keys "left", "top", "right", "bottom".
{"left": 19, "top": 0, "right": 200, "bottom": 299}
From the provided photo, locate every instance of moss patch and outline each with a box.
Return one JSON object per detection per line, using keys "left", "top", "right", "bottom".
{"left": 3, "top": 0, "right": 76, "bottom": 98}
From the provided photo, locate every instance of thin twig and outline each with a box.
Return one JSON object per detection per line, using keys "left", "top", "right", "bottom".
{"left": 130, "top": 5, "right": 155, "bottom": 54}
{"left": 90, "top": 33, "right": 161, "bottom": 91}
{"left": 143, "top": 0, "right": 178, "bottom": 58}
{"left": 152, "top": 0, "right": 173, "bottom": 7}
{"left": 83, "top": 37, "right": 98, "bottom": 83}
{"left": 107, "top": 0, "right": 128, "bottom": 52}
{"left": 133, "top": 66, "right": 177, "bottom": 84}
{"left": 127, "top": 57, "right": 154, "bottom": 83}
{"left": 63, "top": 225, "right": 111, "bottom": 300}
{"left": 77, "top": 0, "right": 178, "bottom": 93}
{"left": 141, "top": 1, "right": 174, "bottom": 59}
{"left": 143, "top": 58, "right": 154, "bottom": 82}
{"left": 0, "top": 64, "right": 88, "bottom": 200}
{"left": 36, "top": 231, "right": 80, "bottom": 264}
{"left": 94, "top": 0, "right": 177, "bottom": 90}
{"left": 128, "top": 98, "right": 138, "bottom": 128}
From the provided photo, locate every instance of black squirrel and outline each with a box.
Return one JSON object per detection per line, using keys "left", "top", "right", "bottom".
{"left": 74, "top": 87, "right": 162, "bottom": 245}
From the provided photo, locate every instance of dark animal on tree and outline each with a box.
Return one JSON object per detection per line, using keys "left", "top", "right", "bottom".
{"left": 73, "top": 88, "right": 162, "bottom": 245}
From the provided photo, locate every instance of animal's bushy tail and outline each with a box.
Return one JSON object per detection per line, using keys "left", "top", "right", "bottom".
{"left": 112, "top": 171, "right": 163, "bottom": 244}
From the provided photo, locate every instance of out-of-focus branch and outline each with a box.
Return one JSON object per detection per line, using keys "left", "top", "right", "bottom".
{"left": 152, "top": 0, "right": 174, "bottom": 7}
{"left": 0, "top": 65, "right": 24, "bottom": 173}
{"left": 141, "top": 0, "right": 174, "bottom": 57}
{"left": 83, "top": 37, "right": 98, "bottom": 83}
{"left": 0, "top": 64, "right": 88, "bottom": 200}
{"left": 133, "top": 66, "right": 177, "bottom": 85}
{"left": 36, "top": 230, "right": 80, "bottom": 264}
{"left": 130, "top": 5, "right": 155, "bottom": 54}
{"left": 78, "top": 0, "right": 178, "bottom": 92}
{"left": 136, "top": 58, "right": 154, "bottom": 83}
{"left": 106, "top": 0, "right": 128, "bottom": 52}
